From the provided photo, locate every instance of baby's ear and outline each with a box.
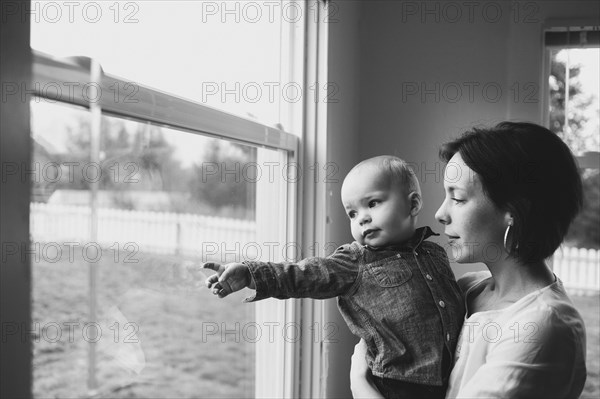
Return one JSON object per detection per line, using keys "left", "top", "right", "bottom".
{"left": 408, "top": 191, "right": 422, "bottom": 216}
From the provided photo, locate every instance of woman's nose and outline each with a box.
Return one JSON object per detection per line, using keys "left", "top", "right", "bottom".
{"left": 435, "top": 202, "right": 448, "bottom": 225}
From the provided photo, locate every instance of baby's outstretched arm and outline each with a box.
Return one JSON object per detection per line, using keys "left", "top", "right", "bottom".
{"left": 202, "top": 244, "right": 360, "bottom": 301}
{"left": 203, "top": 262, "right": 256, "bottom": 298}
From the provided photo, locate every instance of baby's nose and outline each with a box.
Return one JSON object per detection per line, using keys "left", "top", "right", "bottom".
{"left": 358, "top": 212, "right": 371, "bottom": 225}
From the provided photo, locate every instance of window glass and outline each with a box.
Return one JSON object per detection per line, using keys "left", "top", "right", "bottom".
{"left": 548, "top": 47, "right": 600, "bottom": 252}
{"left": 31, "top": 0, "right": 292, "bottom": 126}
{"left": 548, "top": 48, "right": 599, "bottom": 156}
{"left": 30, "top": 99, "right": 288, "bottom": 397}
{"left": 29, "top": 1, "right": 303, "bottom": 397}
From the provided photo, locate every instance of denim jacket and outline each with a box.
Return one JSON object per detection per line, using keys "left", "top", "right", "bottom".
{"left": 244, "top": 226, "right": 465, "bottom": 385}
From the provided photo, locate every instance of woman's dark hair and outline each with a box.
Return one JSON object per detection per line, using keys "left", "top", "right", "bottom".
{"left": 439, "top": 121, "right": 583, "bottom": 264}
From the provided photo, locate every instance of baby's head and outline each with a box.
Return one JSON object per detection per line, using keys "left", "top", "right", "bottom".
{"left": 341, "top": 156, "right": 422, "bottom": 247}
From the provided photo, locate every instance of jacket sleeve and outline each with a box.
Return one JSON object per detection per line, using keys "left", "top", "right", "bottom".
{"left": 243, "top": 244, "right": 361, "bottom": 302}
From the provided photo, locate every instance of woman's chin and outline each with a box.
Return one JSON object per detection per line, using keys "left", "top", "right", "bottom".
{"left": 447, "top": 243, "right": 478, "bottom": 264}
{"left": 447, "top": 242, "right": 460, "bottom": 260}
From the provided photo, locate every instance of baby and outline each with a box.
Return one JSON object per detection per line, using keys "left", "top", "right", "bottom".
{"left": 204, "top": 156, "right": 465, "bottom": 399}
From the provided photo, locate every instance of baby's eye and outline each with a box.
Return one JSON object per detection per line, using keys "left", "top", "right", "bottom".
{"left": 368, "top": 200, "right": 380, "bottom": 208}
{"left": 348, "top": 211, "right": 357, "bottom": 219}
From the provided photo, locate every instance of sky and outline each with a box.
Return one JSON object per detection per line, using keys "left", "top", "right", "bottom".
{"left": 30, "top": 0, "right": 284, "bottom": 120}
{"left": 30, "top": 0, "right": 287, "bottom": 165}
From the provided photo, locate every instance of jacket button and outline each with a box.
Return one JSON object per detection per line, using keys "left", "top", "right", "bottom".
{"left": 446, "top": 333, "right": 451, "bottom": 341}
{"left": 426, "top": 274, "right": 433, "bottom": 281}
{"left": 438, "top": 300, "right": 446, "bottom": 308}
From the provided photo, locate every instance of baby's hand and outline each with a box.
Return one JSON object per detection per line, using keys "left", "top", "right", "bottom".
{"left": 202, "top": 262, "right": 254, "bottom": 298}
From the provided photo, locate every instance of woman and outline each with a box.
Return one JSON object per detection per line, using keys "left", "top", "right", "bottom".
{"left": 350, "top": 122, "right": 587, "bottom": 398}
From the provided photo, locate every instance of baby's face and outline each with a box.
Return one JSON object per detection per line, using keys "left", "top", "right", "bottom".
{"left": 341, "top": 166, "right": 414, "bottom": 247}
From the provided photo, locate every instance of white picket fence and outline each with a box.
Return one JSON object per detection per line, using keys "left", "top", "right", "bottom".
{"left": 28, "top": 203, "right": 600, "bottom": 295}
{"left": 30, "top": 202, "right": 257, "bottom": 259}
{"left": 553, "top": 246, "right": 600, "bottom": 296}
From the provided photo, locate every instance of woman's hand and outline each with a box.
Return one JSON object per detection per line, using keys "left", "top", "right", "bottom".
{"left": 350, "top": 339, "right": 384, "bottom": 398}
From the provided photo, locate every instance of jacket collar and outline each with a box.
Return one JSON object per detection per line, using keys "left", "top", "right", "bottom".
{"left": 364, "top": 226, "right": 439, "bottom": 251}
{"left": 409, "top": 226, "right": 439, "bottom": 248}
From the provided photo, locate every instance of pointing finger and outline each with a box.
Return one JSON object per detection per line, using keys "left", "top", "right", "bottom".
{"left": 202, "top": 262, "right": 222, "bottom": 271}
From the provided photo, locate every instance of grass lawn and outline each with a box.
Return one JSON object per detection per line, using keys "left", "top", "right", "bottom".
{"left": 32, "top": 246, "right": 600, "bottom": 398}
{"left": 33, "top": 248, "right": 256, "bottom": 398}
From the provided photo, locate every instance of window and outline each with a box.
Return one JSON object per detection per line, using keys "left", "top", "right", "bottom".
{"left": 544, "top": 25, "right": 600, "bottom": 399}
{"left": 544, "top": 27, "right": 600, "bottom": 272}
{"left": 27, "top": 1, "right": 317, "bottom": 397}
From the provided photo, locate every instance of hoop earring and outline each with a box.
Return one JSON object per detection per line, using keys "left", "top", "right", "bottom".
{"left": 503, "top": 221, "right": 513, "bottom": 251}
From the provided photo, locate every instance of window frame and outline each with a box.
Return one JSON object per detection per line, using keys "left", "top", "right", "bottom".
{"left": 542, "top": 22, "right": 600, "bottom": 170}
{"left": 542, "top": 22, "right": 600, "bottom": 283}
{"left": 24, "top": 0, "right": 330, "bottom": 396}
{"left": 0, "top": 6, "right": 33, "bottom": 398}
{"left": 32, "top": 51, "right": 298, "bottom": 154}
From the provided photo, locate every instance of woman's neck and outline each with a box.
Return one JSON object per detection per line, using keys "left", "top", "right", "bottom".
{"left": 484, "top": 256, "right": 555, "bottom": 300}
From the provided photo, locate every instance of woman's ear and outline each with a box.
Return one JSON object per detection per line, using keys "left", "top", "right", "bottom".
{"left": 503, "top": 210, "right": 514, "bottom": 226}
{"left": 409, "top": 192, "right": 422, "bottom": 217}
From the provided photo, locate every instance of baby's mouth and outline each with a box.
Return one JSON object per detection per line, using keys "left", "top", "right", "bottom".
{"left": 363, "top": 229, "right": 379, "bottom": 238}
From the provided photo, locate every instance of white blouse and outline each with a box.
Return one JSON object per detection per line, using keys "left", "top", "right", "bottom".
{"left": 445, "top": 271, "right": 587, "bottom": 399}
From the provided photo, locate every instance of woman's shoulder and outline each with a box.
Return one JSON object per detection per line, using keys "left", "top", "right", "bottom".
{"left": 530, "top": 280, "right": 586, "bottom": 330}
{"left": 502, "top": 280, "right": 586, "bottom": 348}
{"left": 456, "top": 270, "right": 491, "bottom": 294}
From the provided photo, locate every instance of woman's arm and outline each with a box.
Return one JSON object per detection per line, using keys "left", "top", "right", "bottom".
{"left": 350, "top": 339, "right": 384, "bottom": 399}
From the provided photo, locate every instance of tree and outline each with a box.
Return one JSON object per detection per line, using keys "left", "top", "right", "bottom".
{"left": 62, "top": 116, "right": 187, "bottom": 193}
{"left": 53, "top": 113, "right": 258, "bottom": 217}
{"left": 565, "top": 170, "right": 600, "bottom": 249}
{"left": 549, "top": 53, "right": 595, "bottom": 154}
{"left": 189, "top": 139, "right": 256, "bottom": 219}
{"left": 127, "top": 123, "right": 186, "bottom": 192}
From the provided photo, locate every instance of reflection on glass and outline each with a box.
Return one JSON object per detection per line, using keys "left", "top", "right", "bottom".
{"left": 31, "top": 100, "right": 287, "bottom": 398}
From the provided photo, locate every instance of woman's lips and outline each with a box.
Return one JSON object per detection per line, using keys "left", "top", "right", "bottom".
{"left": 446, "top": 234, "right": 460, "bottom": 242}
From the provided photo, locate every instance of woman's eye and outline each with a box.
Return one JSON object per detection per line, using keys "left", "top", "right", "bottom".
{"left": 368, "top": 200, "right": 380, "bottom": 208}
{"left": 451, "top": 198, "right": 465, "bottom": 204}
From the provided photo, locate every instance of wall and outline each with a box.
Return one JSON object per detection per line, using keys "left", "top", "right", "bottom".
{"left": 322, "top": 1, "right": 361, "bottom": 398}
{"left": 0, "top": 5, "right": 33, "bottom": 397}
{"left": 358, "top": 0, "right": 512, "bottom": 255}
